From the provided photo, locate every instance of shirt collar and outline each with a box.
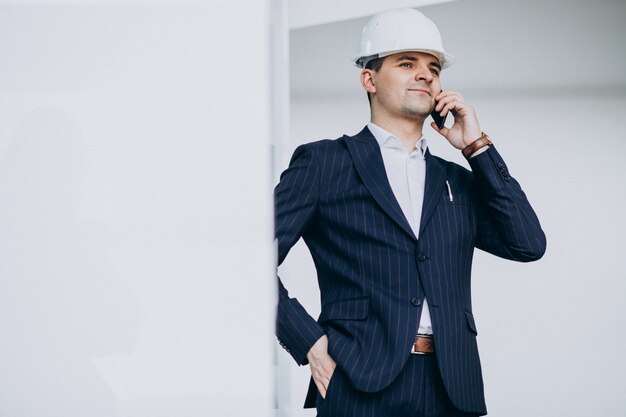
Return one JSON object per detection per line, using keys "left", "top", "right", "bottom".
{"left": 367, "top": 122, "right": 428, "bottom": 158}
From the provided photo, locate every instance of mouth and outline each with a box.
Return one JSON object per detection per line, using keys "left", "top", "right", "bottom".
{"left": 407, "top": 88, "right": 431, "bottom": 96}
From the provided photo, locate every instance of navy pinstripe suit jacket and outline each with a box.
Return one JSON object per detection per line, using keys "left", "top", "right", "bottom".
{"left": 275, "top": 126, "right": 546, "bottom": 414}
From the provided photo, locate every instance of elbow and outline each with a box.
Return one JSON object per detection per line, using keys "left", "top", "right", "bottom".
{"left": 519, "top": 232, "right": 547, "bottom": 262}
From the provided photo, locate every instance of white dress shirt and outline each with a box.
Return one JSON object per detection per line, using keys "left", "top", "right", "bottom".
{"left": 367, "top": 122, "right": 433, "bottom": 336}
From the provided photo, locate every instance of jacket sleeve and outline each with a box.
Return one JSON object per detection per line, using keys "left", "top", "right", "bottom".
{"left": 274, "top": 144, "right": 325, "bottom": 365}
{"left": 467, "top": 145, "right": 547, "bottom": 262}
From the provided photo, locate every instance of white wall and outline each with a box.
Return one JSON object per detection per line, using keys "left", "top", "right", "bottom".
{"left": 0, "top": 2, "right": 274, "bottom": 416}
{"left": 278, "top": 83, "right": 626, "bottom": 417}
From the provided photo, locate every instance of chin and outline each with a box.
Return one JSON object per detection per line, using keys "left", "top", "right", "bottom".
{"left": 402, "top": 100, "right": 431, "bottom": 116}
{"left": 403, "top": 106, "right": 430, "bottom": 119}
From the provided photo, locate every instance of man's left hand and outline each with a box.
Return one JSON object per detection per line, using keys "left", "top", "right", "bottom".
{"left": 430, "top": 91, "right": 482, "bottom": 149}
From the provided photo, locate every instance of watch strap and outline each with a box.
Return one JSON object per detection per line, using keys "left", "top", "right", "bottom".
{"left": 462, "top": 132, "right": 492, "bottom": 158}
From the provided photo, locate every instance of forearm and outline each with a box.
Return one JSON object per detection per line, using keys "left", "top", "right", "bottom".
{"left": 469, "top": 145, "right": 546, "bottom": 261}
{"left": 276, "top": 278, "right": 325, "bottom": 364}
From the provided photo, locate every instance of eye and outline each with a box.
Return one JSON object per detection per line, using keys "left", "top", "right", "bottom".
{"left": 400, "top": 62, "right": 413, "bottom": 68}
{"left": 429, "top": 68, "right": 440, "bottom": 76}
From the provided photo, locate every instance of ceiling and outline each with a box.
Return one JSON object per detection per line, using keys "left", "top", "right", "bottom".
{"left": 290, "top": 0, "right": 626, "bottom": 97}
{"left": 288, "top": 0, "right": 455, "bottom": 29}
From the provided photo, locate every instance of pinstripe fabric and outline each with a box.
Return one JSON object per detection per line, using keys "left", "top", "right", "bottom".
{"left": 275, "top": 127, "right": 546, "bottom": 414}
{"left": 317, "top": 355, "right": 478, "bottom": 417}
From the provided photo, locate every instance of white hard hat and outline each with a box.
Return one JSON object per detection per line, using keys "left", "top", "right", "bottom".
{"left": 353, "top": 8, "right": 455, "bottom": 70}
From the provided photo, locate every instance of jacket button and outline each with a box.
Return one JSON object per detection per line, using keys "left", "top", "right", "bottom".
{"left": 417, "top": 253, "right": 426, "bottom": 262}
{"left": 411, "top": 297, "right": 421, "bottom": 306}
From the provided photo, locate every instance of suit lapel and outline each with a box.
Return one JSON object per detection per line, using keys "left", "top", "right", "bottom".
{"left": 345, "top": 127, "right": 417, "bottom": 241}
{"left": 419, "top": 148, "right": 446, "bottom": 237}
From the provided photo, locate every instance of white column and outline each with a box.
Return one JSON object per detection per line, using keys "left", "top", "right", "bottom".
{"left": 0, "top": 2, "right": 274, "bottom": 416}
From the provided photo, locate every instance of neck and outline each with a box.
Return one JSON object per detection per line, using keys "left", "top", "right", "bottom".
{"left": 371, "top": 112, "right": 426, "bottom": 154}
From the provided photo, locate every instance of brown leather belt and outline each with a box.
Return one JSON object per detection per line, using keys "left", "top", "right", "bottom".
{"left": 413, "top": 335, "right": 435, "bottom": 354}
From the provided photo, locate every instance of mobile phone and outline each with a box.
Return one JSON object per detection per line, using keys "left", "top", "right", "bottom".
{"left": 430, "top": 92, "right": 446, "bottom": 129}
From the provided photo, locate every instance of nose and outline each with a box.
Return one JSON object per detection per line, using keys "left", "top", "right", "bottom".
{"left": 415, "top": 65, "right": 433, "bottom": 82}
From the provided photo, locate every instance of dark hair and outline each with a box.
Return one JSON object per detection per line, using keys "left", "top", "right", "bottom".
{"left": 365, "top": 56, "right": 385, "bottom": 72}
{"left": 365, "top": 57, "right": 385, "bottom": 106}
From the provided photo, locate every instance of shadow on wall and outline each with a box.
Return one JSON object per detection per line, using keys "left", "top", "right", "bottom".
{"left": 0, "top": 107, "right": 138, "bottom": 416}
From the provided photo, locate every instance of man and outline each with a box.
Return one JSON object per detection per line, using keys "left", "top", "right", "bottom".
{"left": 275, "top": 8, "right": 546, "bottom": 417}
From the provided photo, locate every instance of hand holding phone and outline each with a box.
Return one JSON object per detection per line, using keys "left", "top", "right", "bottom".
{"left": 428, "top": 90, "right": 484, "bottom": 151}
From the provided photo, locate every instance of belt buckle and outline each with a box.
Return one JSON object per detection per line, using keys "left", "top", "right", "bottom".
{"left": 412, "top": 334, "right": 434, "bottom": 354}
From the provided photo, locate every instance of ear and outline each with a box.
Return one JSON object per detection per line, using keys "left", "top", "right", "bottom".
{"left": 360, "top": 69, "right": 377, "bottom": 94}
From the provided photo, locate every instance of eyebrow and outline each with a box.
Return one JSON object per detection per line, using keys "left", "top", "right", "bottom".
{"left": 396, "top": 55, "right": 441, "bottom": 71}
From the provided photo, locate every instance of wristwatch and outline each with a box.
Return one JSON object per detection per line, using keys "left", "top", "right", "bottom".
{"left": 462, "top": 132, "right": 492, "bottom": 158}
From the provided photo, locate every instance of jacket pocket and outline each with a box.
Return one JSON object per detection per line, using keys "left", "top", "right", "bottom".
{"left": 318, "top": 297, "right": 369, "bottom": 323}
{"left": 465, "top": 310, "right": 478, "bottom": 335}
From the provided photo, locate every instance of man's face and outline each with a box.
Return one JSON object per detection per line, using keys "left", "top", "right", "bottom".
{"left": 368, "top": 51, "right": 441, "bottom": 120}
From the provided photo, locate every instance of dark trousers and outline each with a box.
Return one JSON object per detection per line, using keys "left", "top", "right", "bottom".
{"left": 315, "top": 354, "right": 482, "bottom": 417}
